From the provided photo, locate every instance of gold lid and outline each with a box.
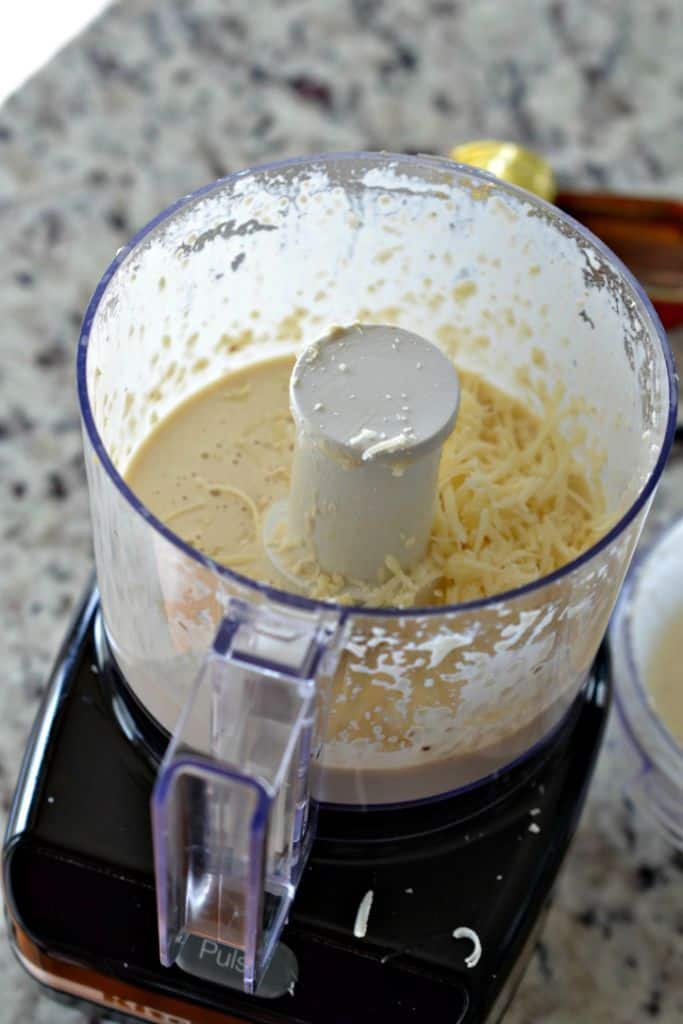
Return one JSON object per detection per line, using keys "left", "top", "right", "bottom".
{"left": 449, "top": 140, "right": 557, "bottom": 203}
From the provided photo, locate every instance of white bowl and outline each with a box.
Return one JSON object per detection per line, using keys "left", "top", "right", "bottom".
{"left": 609, "top": 517, "right": 683, "bottom": 849}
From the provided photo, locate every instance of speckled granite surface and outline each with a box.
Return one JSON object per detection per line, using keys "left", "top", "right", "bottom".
{"left": 1, "top": 1, "right": 682, "bottom": 1021}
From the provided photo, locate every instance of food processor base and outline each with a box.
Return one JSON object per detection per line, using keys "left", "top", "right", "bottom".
{"left": 3, "top": 584, "right": 610, "bottom": 1024}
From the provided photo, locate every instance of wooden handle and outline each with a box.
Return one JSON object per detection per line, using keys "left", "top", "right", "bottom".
{"left": 555, "top": 191, "right": 683, "bottom": 328}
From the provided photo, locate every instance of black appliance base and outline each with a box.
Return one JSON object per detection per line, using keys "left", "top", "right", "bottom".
{"left": 3, "top": 585, "right": 610, "bottom": 1024}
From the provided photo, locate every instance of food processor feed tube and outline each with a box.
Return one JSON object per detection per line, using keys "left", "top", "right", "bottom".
{"left": 77, "top": 155, "right": 675, "bottom": 993}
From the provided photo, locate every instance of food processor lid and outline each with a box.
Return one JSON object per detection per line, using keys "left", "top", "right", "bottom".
{"left": 76, "top": 151, "right": 678, "bottom": 620}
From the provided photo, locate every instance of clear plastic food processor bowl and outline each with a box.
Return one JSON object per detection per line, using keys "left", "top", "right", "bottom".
{"left": 77, "top": 153, "right": 675, "bottom": 991}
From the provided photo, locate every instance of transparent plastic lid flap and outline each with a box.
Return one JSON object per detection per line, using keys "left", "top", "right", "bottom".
{"left": 151, "top": 597, "right": 344, "bottom": 994}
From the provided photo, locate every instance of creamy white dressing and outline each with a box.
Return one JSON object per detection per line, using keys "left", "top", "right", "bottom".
{"left": 643, "top": 612, "right": 683, "bottom": 744}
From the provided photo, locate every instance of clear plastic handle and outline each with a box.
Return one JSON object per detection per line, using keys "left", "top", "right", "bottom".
{"left": 151, "top": 597, "right": 345, "bottom": 994}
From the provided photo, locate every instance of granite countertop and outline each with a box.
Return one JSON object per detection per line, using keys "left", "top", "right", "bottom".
{"left": 1, "top": 0, "right": 682, "bottom": 1021}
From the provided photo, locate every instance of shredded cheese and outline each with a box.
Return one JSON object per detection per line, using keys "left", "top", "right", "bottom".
{"left": 353, "top": 890, "right": 374, "bottom": 938}
{"left": 270, "top": 367, "right": 607, "bottom": 607}
{"left": 452, "top": 926, "right": 482, "bottom": 968}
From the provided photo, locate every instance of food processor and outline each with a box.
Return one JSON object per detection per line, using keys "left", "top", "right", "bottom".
{"left": 3, "top": 153, "right": 676, "bottom": 1024}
